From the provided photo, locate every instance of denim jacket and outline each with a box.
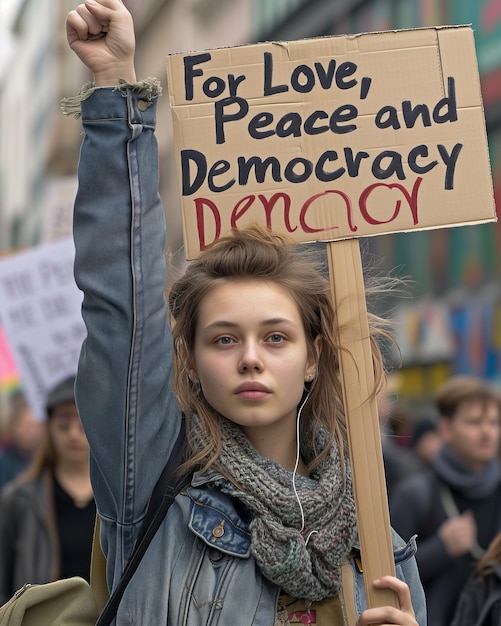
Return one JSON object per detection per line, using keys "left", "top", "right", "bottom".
{"left": 71, "top": 84, "right": 426, "bottom": 626}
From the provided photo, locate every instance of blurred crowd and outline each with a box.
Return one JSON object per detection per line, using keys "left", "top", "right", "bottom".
{"left": 0, "top": 376, "right": 95, "bottom": 604}
{"left": 381, "top": 375, "right": 501, "bottom": 626}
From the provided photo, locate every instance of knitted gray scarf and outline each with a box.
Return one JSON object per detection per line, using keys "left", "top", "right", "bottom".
{"left": 213, "top": 420, "right": 358, "bottom": 602}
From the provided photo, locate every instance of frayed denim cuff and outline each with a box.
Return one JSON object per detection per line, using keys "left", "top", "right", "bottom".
{"left": 61, "top": 77, "right": 162, "bottom": 117}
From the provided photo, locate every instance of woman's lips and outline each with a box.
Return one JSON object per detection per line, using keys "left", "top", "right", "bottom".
{"left": 235, "top": 382, "right": 271, "bottom": 400}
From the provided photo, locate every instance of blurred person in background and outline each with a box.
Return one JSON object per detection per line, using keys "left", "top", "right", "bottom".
{"left": 451, "top": 531, "right": 501, "bottom": 626}
{"left": 390, "top": 376, "right": 501, "bottom": 626}
{"left": 387, "top": 402, "right": 414, "bottom": 448}
{"left": 409, "top": 417, "right": 442, "bottom": 467}
{"left": 378, "top": 387, "right": 423, "bottom": 500}
{"left": 0, "top": 375, "right": 95, "bottom": 603}
{"left": 0, "top": 391, "right": 42, "bottom": 489}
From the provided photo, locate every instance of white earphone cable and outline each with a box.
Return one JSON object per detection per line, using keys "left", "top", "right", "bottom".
{"left": 292, "top": 388, "right": 318, "bottom": 545}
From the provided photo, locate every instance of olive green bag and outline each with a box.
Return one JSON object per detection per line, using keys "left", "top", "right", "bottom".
{"left": 0, "top": 577, "right": 98, "bottom": 626}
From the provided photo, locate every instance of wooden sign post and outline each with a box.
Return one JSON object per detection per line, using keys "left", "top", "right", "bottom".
{"left": 327, "top": 238, "right": 397, "bottom": 606}
{"left": 166, "top": 25, "right": 497, "bottom": 608}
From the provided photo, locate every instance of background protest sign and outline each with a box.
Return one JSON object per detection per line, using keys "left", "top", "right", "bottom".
{"left": 167, "top": 25, "right": 496, "bottom": 260}
{"left": 166, "top": 25, "right": 496, "bottom": 608}
{"left": 0, "top": 325, "right": 20, "bottom": 394}
{"left": 0, "top": 237, "right": 85, "bottom": 421}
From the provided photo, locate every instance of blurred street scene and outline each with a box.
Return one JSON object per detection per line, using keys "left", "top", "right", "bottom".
{"left": 0, "top": 1, "right": 500, "bottom": 623}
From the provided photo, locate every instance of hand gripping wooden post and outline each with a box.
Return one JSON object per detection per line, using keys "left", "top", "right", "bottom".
{"left": 327, "top": 238, "right": 398, "bottom": 609}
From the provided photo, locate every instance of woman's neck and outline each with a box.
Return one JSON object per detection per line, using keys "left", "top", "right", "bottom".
{"left": 54, "top": 461, "right": 93, "bottom": 507}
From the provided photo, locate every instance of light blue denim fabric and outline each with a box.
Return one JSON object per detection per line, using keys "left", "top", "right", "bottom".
{"left": 73, "top": 85, "right": 426, "bottom": 626}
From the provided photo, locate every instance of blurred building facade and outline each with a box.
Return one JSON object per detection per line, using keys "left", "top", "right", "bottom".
{"left": 0, "top": 0, "right": 500, "bottom": 410}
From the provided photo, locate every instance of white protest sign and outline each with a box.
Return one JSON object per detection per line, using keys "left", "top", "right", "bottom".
{"left": 0, "top": 237, "right": 85, "bottom": 420}
{"left": 41, "top": 176, "right": 78, "bottom": 244}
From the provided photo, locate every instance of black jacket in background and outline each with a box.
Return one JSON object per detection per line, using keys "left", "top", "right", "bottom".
{"left": 451, "top": 562, "right": 501, "bottom": 626}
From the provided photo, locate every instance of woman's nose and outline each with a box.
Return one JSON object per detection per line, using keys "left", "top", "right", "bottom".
{"left": 238, "top": 340, "right": 264, "bottom": 372}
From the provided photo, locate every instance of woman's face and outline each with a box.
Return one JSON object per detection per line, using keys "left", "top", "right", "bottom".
{"left": 48, "top": 402, "right": 89, "bottom": 465}
{"left": 192, "top": 280, "right": 317, "bottom": 456}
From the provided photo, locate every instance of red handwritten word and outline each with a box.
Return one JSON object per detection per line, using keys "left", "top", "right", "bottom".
{"left": 192, "top": 177, "right": 423, "bottom": 251}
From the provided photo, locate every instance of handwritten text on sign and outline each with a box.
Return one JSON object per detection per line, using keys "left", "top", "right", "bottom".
{"left": 0, "top": 238, "right": 85, "bottom": 420}
{"left": 166, "top": 26, "right": 496, "bottom": 258}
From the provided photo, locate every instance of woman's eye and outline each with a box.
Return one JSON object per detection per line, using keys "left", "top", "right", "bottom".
{"left": 216, "top": 336, "right": 234, "bottom": 345}
{"left": 267, "top": 334, "right": 285, "bottom": 343}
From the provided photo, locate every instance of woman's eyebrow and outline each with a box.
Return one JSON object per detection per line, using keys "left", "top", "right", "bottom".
{"left": 203, "top": 318, "right": 297, "bottom": 332}
{"left": 261, "top": 318, "right": 297, "bottom": 328}
{"left": 202, "top": 320, "right": 239, "bottom": 332}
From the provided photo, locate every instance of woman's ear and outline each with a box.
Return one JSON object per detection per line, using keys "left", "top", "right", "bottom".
{"left": 185, "top": 348, "right": 198, "bottom": 383}
{"left": 313, "top": 336, "right": 322, "bottom": 360}
{"left": 305, "top": 336, "right": 322, "bottom": 381}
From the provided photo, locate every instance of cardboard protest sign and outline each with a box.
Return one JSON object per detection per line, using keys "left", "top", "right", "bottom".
{"left": 0, "top": 238, "right": 85, "bottom": 420}
{"left": 166, "top": 25, "right": 496, "bottom": 260}
{"left": 166, "top": 25, "right": 496, "bottom": 608}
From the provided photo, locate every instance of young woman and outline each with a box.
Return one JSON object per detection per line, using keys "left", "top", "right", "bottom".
{"left": 0, "top": 376, "right": 95, "bottom": 603}
{"left": 65, "top": 1, "right": 426, "bottom": 624}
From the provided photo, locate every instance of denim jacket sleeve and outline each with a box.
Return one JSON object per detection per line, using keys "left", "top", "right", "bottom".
{"left": 392, "top": 531, "right": 427, "bottom": 626}
{"left": 72, "top": 83, "right": 182, "bottom": 561}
